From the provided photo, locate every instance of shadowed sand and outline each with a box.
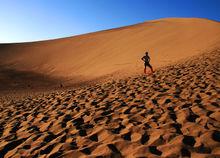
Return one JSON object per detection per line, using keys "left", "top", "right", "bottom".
{"left": 0, "top": 49, "right": 219, "bottom": 157}
{"left": 0, "top": 18, "right": 220, "bottom": 92}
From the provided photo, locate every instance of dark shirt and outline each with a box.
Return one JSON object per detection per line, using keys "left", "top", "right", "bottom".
{"left": 142, "top": 55, "right": 150, "bottom": 63}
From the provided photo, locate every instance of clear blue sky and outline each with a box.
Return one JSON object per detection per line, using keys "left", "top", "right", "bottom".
{"left": 0, "top": 0, "right": 220, "bottom": 43}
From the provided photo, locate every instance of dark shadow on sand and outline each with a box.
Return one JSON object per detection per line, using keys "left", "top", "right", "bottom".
{"left": 0, "top": 64, "right": 63, "bottom": 91}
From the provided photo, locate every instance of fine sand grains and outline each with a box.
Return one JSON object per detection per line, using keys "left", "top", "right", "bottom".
{"left": 0, "top": 50, "right": 220, "bottom": 157}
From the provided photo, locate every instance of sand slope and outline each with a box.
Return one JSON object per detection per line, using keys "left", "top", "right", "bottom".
{"left": 0, "top": 49, "right": 219, "bottom": 157}
{"left": 0, "top": 18, "right": 220, "bottom": 90}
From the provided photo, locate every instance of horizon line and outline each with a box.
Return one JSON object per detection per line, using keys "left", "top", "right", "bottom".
{"left": 1, "top": 17, "right": 219, "bottom": 44}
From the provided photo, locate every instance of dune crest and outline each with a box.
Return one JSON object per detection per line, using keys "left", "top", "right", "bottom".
{"left": 0, "top": 17, "right": 220, "bottom": 157}
{"left": 0, "top": 18, "right": 220, "bottom": 90}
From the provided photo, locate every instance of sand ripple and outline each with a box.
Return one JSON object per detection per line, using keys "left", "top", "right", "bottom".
{"left": 0, "top": 50, "right": 220, "bottom": 157}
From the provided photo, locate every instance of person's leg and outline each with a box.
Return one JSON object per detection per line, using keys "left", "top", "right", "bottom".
{"left": 146, "top": 63, "right": 154, "bottom": 73}
{"left": 144, "top": 65, "right": 146, "bottom": 74}
{"left": 148, "top": 64, "right": 154, "bottom": 73}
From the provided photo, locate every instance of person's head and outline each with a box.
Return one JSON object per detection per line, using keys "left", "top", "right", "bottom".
{"left": 145, "top": 52, "right": 148, "bottom": 55}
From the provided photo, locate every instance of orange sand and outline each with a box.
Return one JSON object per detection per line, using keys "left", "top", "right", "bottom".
{"left": 0, "top": 18, "right": 220, "bottom": 157}
{"left": 0, "top": 18, "right": 220, "bottom": 91}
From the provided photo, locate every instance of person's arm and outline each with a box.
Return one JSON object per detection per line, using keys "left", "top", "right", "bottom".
{"left": 141, "top": 56, "right": 145, "bottom": 61}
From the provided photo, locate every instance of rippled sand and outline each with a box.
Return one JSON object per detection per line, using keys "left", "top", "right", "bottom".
{"left": 0, "top": 50, "right": 220, "bottom": 157}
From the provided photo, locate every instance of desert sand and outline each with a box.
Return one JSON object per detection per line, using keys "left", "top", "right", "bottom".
{"left": 0, "top": 18, "right": 220, "bottom": 157}
{"left": 0, "top": 49, "right": 220, "bottom": 157}
{"left": 0, "top": 18, "right": 220, "bottom": 91}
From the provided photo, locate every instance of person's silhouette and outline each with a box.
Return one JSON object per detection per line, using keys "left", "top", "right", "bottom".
{"left": 141, "top": 52, "right": 154, "bottom": 74}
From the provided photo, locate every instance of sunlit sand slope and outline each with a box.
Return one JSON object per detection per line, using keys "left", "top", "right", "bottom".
{"left": 0, "top": 18, "right": 220, "bottom": 90}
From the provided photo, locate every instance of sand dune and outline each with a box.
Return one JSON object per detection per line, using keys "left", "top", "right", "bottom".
{"left": 0, "top": 49, "right": 219, "bottom": 157}
{"left": 0, "top": 18, "right": 220, "bottom": 157}
{"left": 0, "top": 18, "right": 220, "bottom": 91}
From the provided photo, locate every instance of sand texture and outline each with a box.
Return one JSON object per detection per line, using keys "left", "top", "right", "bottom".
{"left": 0, "top": 18, "right": 220, "bottom": 91}
{"left": 0, "top": 49, "right": 219, "bottom": 157}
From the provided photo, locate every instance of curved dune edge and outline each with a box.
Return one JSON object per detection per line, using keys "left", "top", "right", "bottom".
{"left": 0, "top": 18, "right": 220, "bottom": 91}
{"left": 0, "top": 49, "right": 219, "bottom": 157}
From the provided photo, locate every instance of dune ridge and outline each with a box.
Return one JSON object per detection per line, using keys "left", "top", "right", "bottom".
{"left": 0, "top": 18, "right": 220, "bottom": 91}
{"left": 0, "top": 17, "right": 220, "bottom": 157}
